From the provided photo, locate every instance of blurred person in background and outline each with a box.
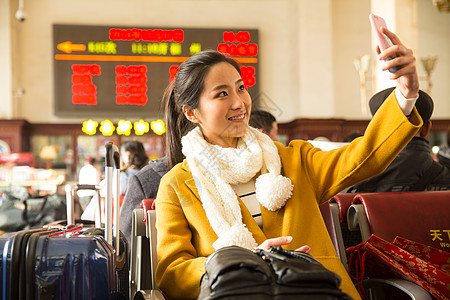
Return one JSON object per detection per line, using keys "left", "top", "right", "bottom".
{"left": 249, "top": 110, "right": 278, "bottom": 141}
{"left": 342, "top": 131, "right": 363, "bottom": 143}
{"left": 77, "top": 156, "right": 100, "bottom": 210}
{"left": 347, "top": 88, "right": 450, "bottom": 192}
{"left": 119, "top": 156, "right": 168, "bottom": 244}
{"left": 119, "top": 140, "right": 149, "bottom": 196}
{"left": 437, "top": 126, "right": 450, "bottom": 166}
{"left": 81, "top": 141, "right": 149, "bottom": 221}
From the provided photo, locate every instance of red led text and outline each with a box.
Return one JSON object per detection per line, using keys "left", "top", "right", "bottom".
{"left": 115, "top": 65, "right": 148, "bottom": 105}
{"left": 240, "top": 66, "right": 256, "bottom": 87}
{"left": 217, "top": 43, "right": 258, "bottom": 57}
{"left": 109, "top": 28, "right": 184, "bottom": 43}
{"left": 72, "top": 64, "right": 101, "bottom": 105}
{"left": 169, "top": 65, "right": 180, "bottom": 83}
{"left": 223, "top": 31, "right": 251, "bottom": 43}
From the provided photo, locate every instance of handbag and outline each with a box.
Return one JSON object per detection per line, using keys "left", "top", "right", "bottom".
{"left": 0, "top": 191, "right": 67, "bottom": 232}
{"left": 198, "top": 245, "right": 353, "bottom": 300}
{"left": 347, "top": 234, "right": 450, "bottom": 300}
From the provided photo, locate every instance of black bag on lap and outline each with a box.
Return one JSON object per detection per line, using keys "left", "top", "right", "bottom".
{"left": 198, "top": 245, "right": 353, "bottom": 300}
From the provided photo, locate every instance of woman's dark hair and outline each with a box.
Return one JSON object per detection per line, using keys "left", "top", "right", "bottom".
{"left": 164, "top": 50, "right": 241, "bottom": 168}
{"left": 120, "top": 140, "right": 149, "bottom": 171}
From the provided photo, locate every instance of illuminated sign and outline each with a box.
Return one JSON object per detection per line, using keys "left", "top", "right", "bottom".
{"left": 117, "top": 120, "right": 133, "bottom": 135}
{"left": 53, "top": 25, "right": 259, "bottom": 118}
{"left": 150, "top": 120, "right": 166, "bottom": 135}
{"left": 134, "top": 120, "right": 150, "bottom": 135}
{"left": 82, "top": 120, "right": 98, "bottom": 135}
{"left": 82, "top": 119, "right": 163, "bottom": 136}
{"left": 100, "top": 120, "right": 115, "bottom": 136}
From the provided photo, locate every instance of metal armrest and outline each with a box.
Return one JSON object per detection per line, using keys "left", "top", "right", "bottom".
{"left": 146, "top": 209, "right": 159, "bottom": 290}
{"left": 329, "top": 202, "right": 348, "bottom": 270}
{"left": 130, "top": 208, "right": 152, "bottom": 300}
{"left": 363, "top": 278, "right": 433, "bottom": 300}
{"left": 134, "top": 289, "right": 166, "bottom": 300}
{"left": 347, "top": 203, "right": 371, "bottom": 241}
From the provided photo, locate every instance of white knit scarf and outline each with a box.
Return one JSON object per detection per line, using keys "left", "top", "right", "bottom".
{"left": 181, "top": 126, "right": 294, "bottom": 250}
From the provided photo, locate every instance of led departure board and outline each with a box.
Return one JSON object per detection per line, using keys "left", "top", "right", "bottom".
{"left": 53, "top": 24, "right": 259, "bottom": 118}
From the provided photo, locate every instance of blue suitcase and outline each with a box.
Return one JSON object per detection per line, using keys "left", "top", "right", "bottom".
{"left": 0, "top": 142, "right": 129, "bottom": 300}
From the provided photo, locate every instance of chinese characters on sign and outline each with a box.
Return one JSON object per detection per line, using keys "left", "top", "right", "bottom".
{"left": 72, "top": 64, "right": 101, "bottom": 105}
{"left": 430, "top": 229, "right": 450, "bottom": 248}
{"left": 115, "top": 65, "right": 148, "bottom": 105}
{"left": 54, "top": 25, "right": 259, "bottom": 118}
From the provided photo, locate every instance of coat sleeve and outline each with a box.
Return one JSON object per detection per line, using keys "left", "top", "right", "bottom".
{"left": 119, "top": 163, "right": 166, "bottom": 244}
{"left": 119, "top": 172, "right": 146, "bottom": 244}
{"left": 279, "top": 92, "right": 423, "bottom": 203}
{"left": 155, "top": 172, "right": 207, "bottom": 300}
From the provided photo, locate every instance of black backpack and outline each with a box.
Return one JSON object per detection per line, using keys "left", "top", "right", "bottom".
{"left": 198, "top": 245, "right": 353, "bottom": 300}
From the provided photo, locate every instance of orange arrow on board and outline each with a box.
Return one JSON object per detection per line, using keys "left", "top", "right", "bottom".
{"left": 57, "top": 41, "right": 86, "bottom": 54}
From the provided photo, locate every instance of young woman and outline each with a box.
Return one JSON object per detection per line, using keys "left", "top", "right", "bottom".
{"left": 119, "top": 140, "right": 149, "bottom": 196}
{"left": 155, "top": 27, "right": 421, "bottom": 300}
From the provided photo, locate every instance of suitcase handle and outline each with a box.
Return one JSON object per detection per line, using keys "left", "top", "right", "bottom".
{"left": 65, "top": 184, "right": 102, "bottom": 228}
{"left": 105, "top": 142, "right": 121, "bottom": 255}
{"left": 105, "top": 142, "right": 120, "bottom": 169}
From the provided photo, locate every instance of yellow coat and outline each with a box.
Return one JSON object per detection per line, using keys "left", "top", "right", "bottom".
{"left": 155, "top": 93, "right": 422, "bottom": 300}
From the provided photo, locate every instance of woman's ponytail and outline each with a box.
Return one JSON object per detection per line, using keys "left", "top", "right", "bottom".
{"left": 164, "top": 84, "right": 194, "bottom": 168}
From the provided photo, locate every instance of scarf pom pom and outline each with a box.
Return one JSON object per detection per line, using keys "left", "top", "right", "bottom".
{"left": 212, "top": 224, "right": 258, "bottom": 250}
{"left": 255, "top": 173, "right": 293, "bottom": 211}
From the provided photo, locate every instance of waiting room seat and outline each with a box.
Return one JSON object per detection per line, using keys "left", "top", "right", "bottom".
{"left": 348, "top": 191, "right": 450, "bottom": 250}
{"left": 347, "top": 191, "right": 450, "bottom": 300}
{"left": 326, "top": 193, "right": 360, "bottom": 270}
{"left": 319, "top": 201, "right": 340, "bottom": 259}
{"left": 130, "top": 199, "right": 164, "bottom": 300}
{"left": 329, "top": 193, "right": 356, "bottom": 224}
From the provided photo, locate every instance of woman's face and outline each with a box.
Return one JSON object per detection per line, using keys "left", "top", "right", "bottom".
{"left": 187, "top": 62, "right": 251, "bottom": 148}
{"left": 267, "top": 121, "right": 279, "bottom": 141}
{"left": 121, "top": 150, "right": 130, "bottom": 166}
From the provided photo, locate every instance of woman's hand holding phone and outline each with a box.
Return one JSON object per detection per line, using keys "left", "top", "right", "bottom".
{"left": 369, "top": 13, "right": 400, "bottom": 73}
{"left": 370, "top": 14, "right": 419, "bottom": 99}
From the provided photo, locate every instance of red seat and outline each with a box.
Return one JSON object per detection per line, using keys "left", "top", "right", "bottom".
{"left": 347, "top": 191, "right": 450, "bottom": 299}
{"left": 348, "top": 191, "right": 450, "bottom": 250}
{"left": 140, "top": 198, "right": 156, "bottom": 226}
{"left": 319, "top": 201, "right": 339, "bottom": 258}
{"left": 130, "top": 198, "right": 164, "bottom": 299}
{"left": 323, "top": 193, "right": 359, "bottom": 270}
{"left": 329, "top": 193, "right": 356, "bottom": 223}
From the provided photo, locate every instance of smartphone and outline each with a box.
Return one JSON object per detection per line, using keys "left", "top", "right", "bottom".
{"left": 369, "top": 13, "right": 400, "bottom": 73}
